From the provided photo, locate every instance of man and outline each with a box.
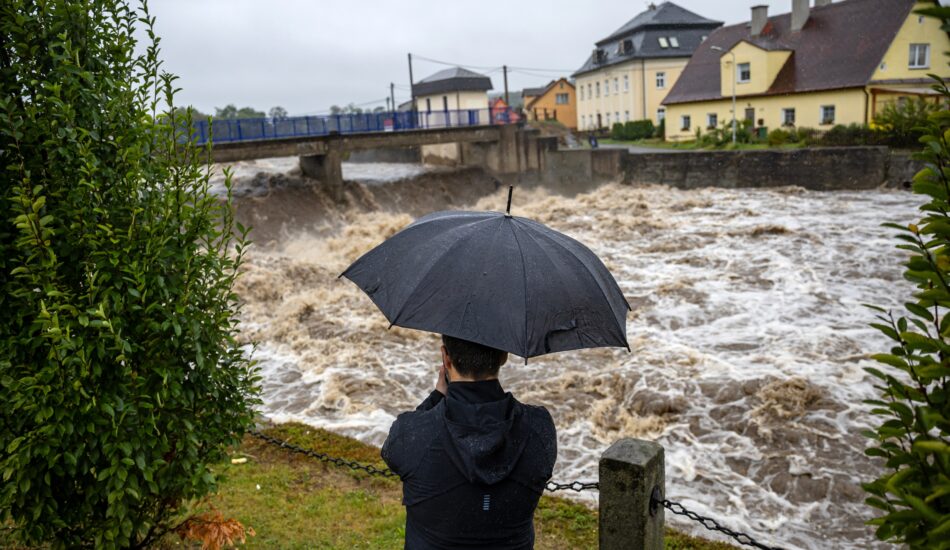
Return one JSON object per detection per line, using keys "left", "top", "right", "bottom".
{"left": 382, "top": 335, "right": 557, "bottom": 549}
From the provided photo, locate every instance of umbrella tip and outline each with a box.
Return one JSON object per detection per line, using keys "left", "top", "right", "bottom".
{"left": 505, "top": 185, "right": 513, "bottom": 217}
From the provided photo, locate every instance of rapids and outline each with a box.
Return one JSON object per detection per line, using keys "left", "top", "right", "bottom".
{"left": 220, "top": 159, "right": 920, "bottom": 549}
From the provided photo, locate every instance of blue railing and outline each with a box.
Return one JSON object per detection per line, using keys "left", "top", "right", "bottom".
{"left": 193, "top": 107, "right": 515, "bottom": 145}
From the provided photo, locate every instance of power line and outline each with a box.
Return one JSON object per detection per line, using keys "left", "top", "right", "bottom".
{"left": 507, "top": 65, "right": 576, "bottom": 73}
{"left": 411, "top": 53, "right": 501, "bottom": 72}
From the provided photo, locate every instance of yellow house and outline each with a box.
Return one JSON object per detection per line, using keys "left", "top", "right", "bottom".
{"left": 573, "top": 2, "right": 722, "bottom": 131}
{"left": 412, "top": 67, "right": 493, "bottom": 127}
{"left": 662, "top": 0, "right": 950, "bottom": 141}
{"left": 523, "top": 78, "right": 577, "bottom": 129}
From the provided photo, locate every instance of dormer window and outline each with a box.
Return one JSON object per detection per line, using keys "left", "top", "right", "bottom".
{"left": 658, "top": 37, "right": 669, "bottom": 48}
{"left": 737, "top": 62, "right": 751, "bottom": 83}
{"left": 669, "top": 37, "right": 679, "bottom": 48}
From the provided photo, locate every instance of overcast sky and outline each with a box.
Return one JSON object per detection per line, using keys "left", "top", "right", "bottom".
{"left": 145, "top": 0, "right": 889, "bottom": 115}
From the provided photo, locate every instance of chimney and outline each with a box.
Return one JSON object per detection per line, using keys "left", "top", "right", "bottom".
{"left": 750, "top": 5, "right": 768, "bottom": 37}
{"left": 791, "top": 0, "right": 810, "bottom": 32}
{"left": 815, "top": 0, "right": 831, "bottom": 6}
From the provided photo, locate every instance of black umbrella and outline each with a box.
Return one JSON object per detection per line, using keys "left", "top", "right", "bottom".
{"left": 340, "top": 188, "right": 630, "bottom": 359}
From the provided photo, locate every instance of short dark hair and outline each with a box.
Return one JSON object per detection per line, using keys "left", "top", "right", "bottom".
{"left": 441, "top": 335, "right": 508, "bottom": 380}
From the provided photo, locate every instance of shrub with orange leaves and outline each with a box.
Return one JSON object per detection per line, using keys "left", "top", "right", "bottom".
{"left": 175, "top": 506, "right": 255, "bottom": 550}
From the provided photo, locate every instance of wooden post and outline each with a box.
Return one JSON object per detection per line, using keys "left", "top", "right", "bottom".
{"left": 599, "top": 438, "right": 665, "bottom": 550}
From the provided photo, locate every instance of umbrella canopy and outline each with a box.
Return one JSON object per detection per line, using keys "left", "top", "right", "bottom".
{"left": 340, "top": 208, "right": 630, "bottom": 359}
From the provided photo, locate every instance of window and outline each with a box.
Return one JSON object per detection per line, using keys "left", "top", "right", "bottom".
{"left": 555, "top": 93, "right": 569, "bottom": 105}
{"left": 604, "top": 79, "right": 609, "bottom": 96}
{"left": 579, "top": 86, "right": 585, "bottom": 101}
{"left": 625, "top": 110, "right": 630, "bottom": 121}
{"left": 910, "top": 43, "right": 930, "bottom": 69}
{"left": 738, "top": 63, "right": 751, "bottom": 83}
{"left": 613, "top": 78, "right": 619, "bottom": 93}
{"left": 782, "top": 108, "right": 795, "bottom": 126}
{"left": 657, "top": 108, "right": 666, "bottom": 122}
{"left": 581, "top": 115, "right": 586, "bottom": 128}
{"left": 707, "top": 113, "right": 717, "bottom": 129}
{"left": 588, "top": 83, "right": 593, "bottom": 98}
{"left": 669, "top": 36, "right": 679, "bottom": 48}
{"left": 624, "top": 75, "right": 629, "bottom": 92}
{"left": 615, "top": 111, "right": 620, "bottom": 123}
{"left": 821, "top": 105, "right": 835, "bottom": 125}
{"left": 606, "top": 113, "right": 611, "bottom": 125}
{"left": 595, "top": 82, "right": 600, "bottom": 97}
{"left": 744, "top": 107, "right": 755, "bottom": 122}
{"left": 680, "top": 115, "right": 691, "bottom": 131}
{"left": 559, "top": 81, "right": 565, "bottom": 89}
{"left": 658, "top": 37, "right": 669, "bottom": 48}
{"left": 656, "top": 72, "right": 666, "bottom": 89}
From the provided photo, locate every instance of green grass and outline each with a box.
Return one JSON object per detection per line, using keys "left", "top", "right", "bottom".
{"left": 598, "top": 137, "right": 807, "bottom": 151}
{"left": 2, "top": 423, "right": 737, "bottom": 549}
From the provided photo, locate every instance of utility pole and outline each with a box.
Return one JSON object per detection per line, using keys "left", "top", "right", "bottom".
{"left": 390, "top": 82, "right": 395, "bottom": 113}
{"left": 407, "top": 53, "right": 415, "bottom": 110}
{"left": 503, "top": 64, "right": 509, "bottom": 105}
{"left": 386, "top": 97, "right": 391, "bottom": 111}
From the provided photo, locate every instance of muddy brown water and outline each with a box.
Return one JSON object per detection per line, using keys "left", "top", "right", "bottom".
{"left": 219, "top": 158, "right": 921, "bottom": 549}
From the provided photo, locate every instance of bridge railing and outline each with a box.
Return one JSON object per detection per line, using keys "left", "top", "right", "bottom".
{"left": 193, "top": 107, "right": 517, "bottom": 145}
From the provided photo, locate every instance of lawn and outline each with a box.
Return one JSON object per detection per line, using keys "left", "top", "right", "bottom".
{"left": 598, "top": 138, "right": 806, "bottom": 151}
{"left": 1, "top": 423, "right": 738, "bottom": 549}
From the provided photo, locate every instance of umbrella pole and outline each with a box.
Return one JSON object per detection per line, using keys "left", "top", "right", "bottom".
{"left": 506, "top": 185, "right": 513, "bottom": 217}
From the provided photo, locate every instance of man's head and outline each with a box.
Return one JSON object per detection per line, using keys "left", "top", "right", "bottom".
{"left": 441, "top": 335, "right": 508, "bottom": 381}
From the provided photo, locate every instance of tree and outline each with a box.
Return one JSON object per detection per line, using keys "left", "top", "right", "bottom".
{"left": 863, "top": 6, "right": 950, "bottom": 547}
{"left": 0, "top": 1, "right": 259, "bottom": 548}
{"left": 214, "top": 104, "right": 264, "bottom": 119}
{"left": 329, "top": 104, "right": 343, "bottom": 115}
{"left": 268, "top": 106, "right": 288, "bottom": 119}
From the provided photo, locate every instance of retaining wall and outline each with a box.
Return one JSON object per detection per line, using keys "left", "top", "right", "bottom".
{"left": 543, "top": 146, "right": 925, "bottom": 190}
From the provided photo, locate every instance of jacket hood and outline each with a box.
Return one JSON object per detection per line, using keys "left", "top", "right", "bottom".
{"left": 441, "top": 380, "right": 529, "bottom": 485}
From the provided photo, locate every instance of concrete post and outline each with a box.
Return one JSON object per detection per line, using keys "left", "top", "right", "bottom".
{"left": 599, "top": 438, "right": 665, "bottom": 550}
{"left": 299, "top": 134, "right": 344, "bottom": 202}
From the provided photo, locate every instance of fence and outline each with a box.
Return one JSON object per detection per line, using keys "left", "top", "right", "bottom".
{"left": 249, "top": 430, "right": 785, "bottom": 550}
{"left": 192, "top": 107, "right": 516, "bottom": 145}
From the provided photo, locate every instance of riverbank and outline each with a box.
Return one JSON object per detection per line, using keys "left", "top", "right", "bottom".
{"left": 160, "top": 422, "right": 737, "bottom": 549}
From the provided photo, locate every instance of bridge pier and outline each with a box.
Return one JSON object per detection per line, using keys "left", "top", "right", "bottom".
{"left": 299, "top": 136, "right": 343, "bottom": 201}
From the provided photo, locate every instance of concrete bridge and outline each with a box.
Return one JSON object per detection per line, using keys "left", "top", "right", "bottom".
{"left": 211, "top": 124, "right": 552, "bottom": 200}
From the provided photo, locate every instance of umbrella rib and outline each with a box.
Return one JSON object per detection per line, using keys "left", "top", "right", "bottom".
{"left": 386, "top": 217, "right": 498, "bottom": 328}
{"left": 515, "top": 220, "right": 630, "bottom": 350}
{"left": 507, "top": 219, "right": 531, "bottom": 360}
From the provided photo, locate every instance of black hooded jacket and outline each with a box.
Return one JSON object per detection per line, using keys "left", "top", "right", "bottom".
{"left": 381, "top": 380, "right": 557, "bottom": 549}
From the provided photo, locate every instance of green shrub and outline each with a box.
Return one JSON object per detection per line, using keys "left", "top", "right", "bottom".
{"left": 873, "top": 97, "right": 940, "bottom": 149}
{"left": 796, "top": 127, "right": 820, "bottom": 146}
{"left": 657, "top": 118, "right": 666, "bottom": 140}
{"left": 819, "top": 123, "right": 878, "bottom": 146}
{"left": 610, "top": 122, "right": 626, "bottom": 140}
{"left": 622, "top": 119, "right": 655, "bottom": 141}
{"left": 863, "top": 8, "right": 950, "bottom": 545}
{"left": 0, "top": 1, "right": 259, "bottom": 548}
{"left": 767, "top": 128, "right": 791, "bottom": 146}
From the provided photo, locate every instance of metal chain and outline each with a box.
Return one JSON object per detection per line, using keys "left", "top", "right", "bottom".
{"left": 657, "top": 498, "right": 785, "bottom": 550}
{"left": 248, "top": 430, "right": 598, "bottom": 492}
{"left": 248, "top": 430, "right": 399, "bottom": 478}
{"left": 545, "top": 480, "right": 600, "bottom": 492}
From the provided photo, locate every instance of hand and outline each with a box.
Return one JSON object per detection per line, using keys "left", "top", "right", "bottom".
{"left": 435, "top": 362, "right": 448, "bottom": 395}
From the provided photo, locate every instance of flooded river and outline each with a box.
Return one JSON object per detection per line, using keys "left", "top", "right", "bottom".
{"left": 220, "top": 159, "right": 919, "bottom": 549}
